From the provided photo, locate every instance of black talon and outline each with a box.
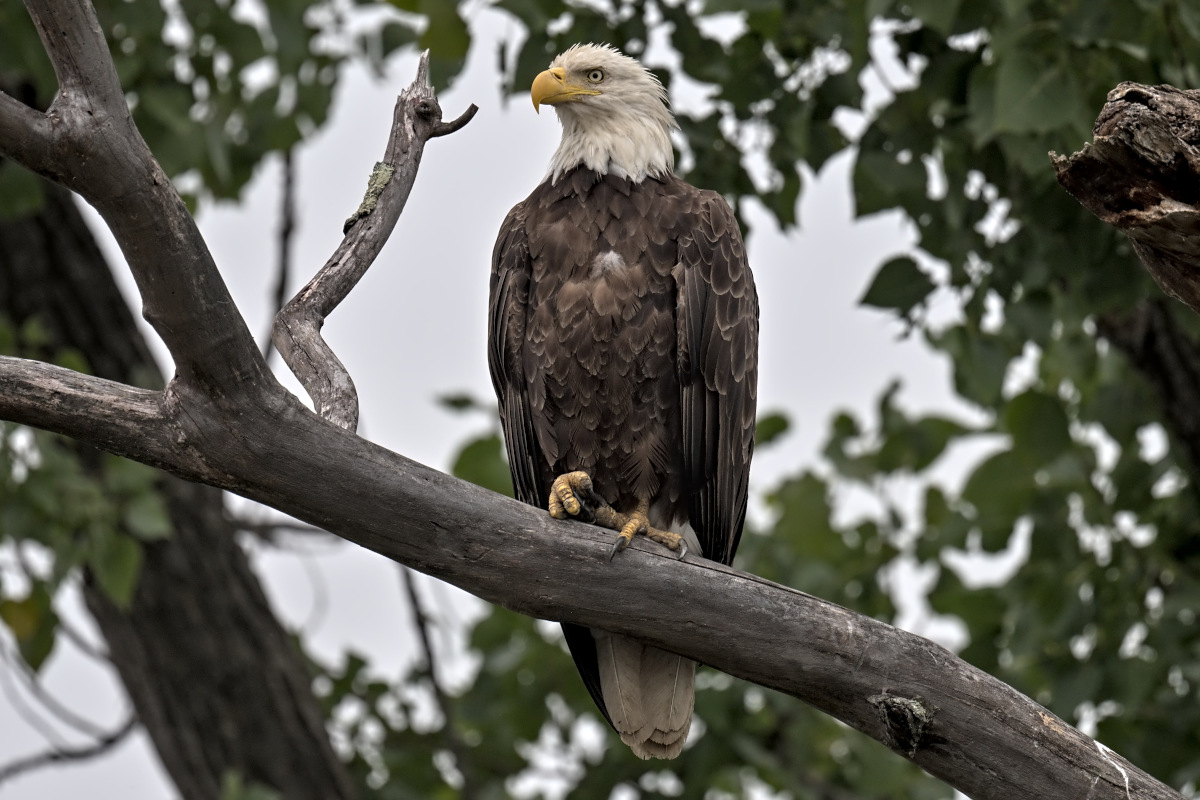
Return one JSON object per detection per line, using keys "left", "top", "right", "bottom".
{"left": 608, "top": 534, "right": 631, "bottom": 561}
{"left": 675, "top": 540, "right": 688, "bottom": 561}
{"left": 575, "top": 501, "right": 597, "bottom": 524}
{"left": 580, "top": 484, "right": 605, "bottom": 509}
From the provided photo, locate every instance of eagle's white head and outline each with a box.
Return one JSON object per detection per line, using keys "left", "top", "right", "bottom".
{"left": 531, "top": 43, "right": 676, "bottom": 184}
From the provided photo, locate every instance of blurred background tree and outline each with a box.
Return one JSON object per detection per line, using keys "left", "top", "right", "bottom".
{"left": 2, "top": 0, "right": 1199, "bottom": 798}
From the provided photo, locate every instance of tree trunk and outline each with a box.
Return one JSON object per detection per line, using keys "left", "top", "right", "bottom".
{"left": 1056, "top": 83, "right": 1200, "bottom": 549}
{"left": 0, "top": 178, "right": 356, "bottom": 800}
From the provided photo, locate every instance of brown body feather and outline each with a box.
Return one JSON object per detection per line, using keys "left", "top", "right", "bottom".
{"left": 489, "top": 165, "right": 758, "bottom": 757}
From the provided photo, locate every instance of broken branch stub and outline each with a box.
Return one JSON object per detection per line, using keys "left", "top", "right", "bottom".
{"left": 272, "top": 51, "right": 478, "bottom": 431}
{"left": 1054, "top": 82, "right": 1200, "bottom": 314}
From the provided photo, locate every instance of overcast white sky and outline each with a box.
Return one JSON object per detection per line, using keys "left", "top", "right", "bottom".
{"left": 0, "top": 7, "right": 981, "bottom": 797}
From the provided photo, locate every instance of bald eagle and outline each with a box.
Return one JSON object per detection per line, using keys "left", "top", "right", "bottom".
{"left": 489, "top": 44, "right": 758, "bottom": 760}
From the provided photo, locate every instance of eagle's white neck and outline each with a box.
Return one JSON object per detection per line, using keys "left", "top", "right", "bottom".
{"left": 547, "top": 98, "right": 675, "bottom": 184}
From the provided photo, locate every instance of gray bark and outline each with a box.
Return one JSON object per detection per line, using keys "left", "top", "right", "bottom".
{"left": 1054, "top": 83, "right": 1200, "bottom": 315}
{"left": 0, "top": 3, "right": 1186, "bottom": 799}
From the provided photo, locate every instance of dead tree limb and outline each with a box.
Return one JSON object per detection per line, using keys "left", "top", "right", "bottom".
{"left": 272, "top": 53, "right": 478, "bottom": 430}
{"left": 0, "top": 2, "right": 1184, "bottom": 799}
{"left": 1054, "top": 83, "right": 1200, "bottom": 313}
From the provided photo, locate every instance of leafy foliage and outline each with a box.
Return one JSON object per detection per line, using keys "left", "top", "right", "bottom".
{"left": 354, "top": 0, "right": 1197, "bottom": 796}
{"left": 0, "top": 0, "right": 468, "bottom": 212}
{"left": 0, "top": 318, "right": 173, "bottom": 668}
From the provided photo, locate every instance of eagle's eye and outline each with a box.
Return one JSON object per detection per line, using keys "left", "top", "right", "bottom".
{"left": 586, "top": 68, "right": 605, "bottom": 83}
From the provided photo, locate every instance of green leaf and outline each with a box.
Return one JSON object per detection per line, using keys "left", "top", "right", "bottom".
{"left": 102, "top": 454, "right": 158, "bottom": 493}
{"left": 877, "top": 415, "right": 969, "bottom": 473}
{"left": 769, "top": 472, "right": 840, "bottom": 560}
{"left": 1081, "top": 380, "right": 1149, "bottom": 444}
{"left": 88, "top": 528, "right": 144, "bottom": 609}
{"left": 18, "top": 316, "right": 52, "bottom": 349}
{"left": 0, "top": 584, "right": 58, "bottom": 671}
{"left": 929, "top": 569, "right": 1002, "bottom": 669}
{"left": 702, "top": 0, "right": 781, "bottom": 12}
{"left": 418, "top": 0, "right": 470, "bottom": 88}
{"left": 853, "top": 149, "right": 928, "bottom": 216}
{"left": 992, "top": 51, "right": 1086, "bottom": 135}
{"left": 123, "top": 492, "right": 173, "bottom": 541}
{"left": 1004, "top": 390, "right": 1071, "bottom": 467}
{"left": 451, "top": 433, "right": 514, "bottom": 498}
{"left": 907, "top": 0, "right": 963, "bottom": 35}
{"left": 754, "top": 412, "right": 790, "bottom": 447}
{"left": 220, "top": 771, "right": 282, "bottom": 800}
{"left": 937, "top": 327, "right": 1013, "bottom": 407}
{"left": 961, "top": 449, "right": 1031, "bottom": 546}
{"left": 378, "top": 20, "right": 418, "bottom": 60}
{"left": 1178, "top": 0, "right": 1200, "bottom": 41}
{"left": 438, "top": 392, "right": 484, "bottom": 413}
{"left": 859, "top": 256, "right": 936, "bottom": 317}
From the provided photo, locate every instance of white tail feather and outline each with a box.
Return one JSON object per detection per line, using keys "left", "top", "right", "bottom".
{"left": 593, "top": 630, "right": 695, "bottom": 759}
{"left": 595, "top": 631, "right": 644, "bottom": 736}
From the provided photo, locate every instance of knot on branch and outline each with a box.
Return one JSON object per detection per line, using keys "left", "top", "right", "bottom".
{"left": 869, "top": 691, "right": 937, "bottom": 758}
{"left": 416, "top": 98, "right": 439, "bottom": 121}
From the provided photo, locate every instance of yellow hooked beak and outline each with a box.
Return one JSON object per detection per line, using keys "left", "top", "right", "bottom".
{"left": 531, "top": 67, "right": 601, "bottom": 113}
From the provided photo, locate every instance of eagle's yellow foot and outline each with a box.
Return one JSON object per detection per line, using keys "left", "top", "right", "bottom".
{"left": 549, "top": 471, "right": 601, "bottom": 521}
{"left": 595, "top": 501, "right": 688, "bottom": 562}
{"left": 549, "top": 478, "right": 687, "bottom": 561}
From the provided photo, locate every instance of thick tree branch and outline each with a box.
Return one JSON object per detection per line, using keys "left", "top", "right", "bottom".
{"left": 0, "top": 0, "right": 269, "bottom": 393}
{"left": 0, "top": 90, "right": 53, "bottom": 170}
{"left": 24, "top": 0, "right": 125, "bottom": 108}
{"left": 2, "top": 369, "right": 1177, "bottom": 799}
{"left": 1054, "top": 83, "right": 1200, "bottom": 313}
{"left": 0, "top": 356, "right": 182, "bottom": 472}
{"left": 272, "top": 52, "right": 478, "bottom": 430}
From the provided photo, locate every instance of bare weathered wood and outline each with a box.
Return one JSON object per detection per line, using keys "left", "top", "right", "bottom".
{"left": 1054, "top": 83, "right": 1200, "bottom": 313}
{"left": 271, "top": 52, "right": 478, "bottom": 430}
{"left": 0, "top": 2, "right": 1185, "bottom": 798}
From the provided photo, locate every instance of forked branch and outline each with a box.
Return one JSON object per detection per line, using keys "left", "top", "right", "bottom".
{"left": 271, "top": 51, "right": 478, "bottom": 430}
{"left": 0, "top": 0, "right": 268, "bottom": 390}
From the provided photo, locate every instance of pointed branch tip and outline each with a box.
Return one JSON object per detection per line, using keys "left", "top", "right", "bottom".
{"left": 415, "top": 50, "right": 432, "bottom": 90}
